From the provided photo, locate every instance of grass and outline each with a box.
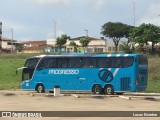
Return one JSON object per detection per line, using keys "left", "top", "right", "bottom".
{"left": 0, "top": 59, "right": 25, "bottom": 90}
{"left": 146, "top": 56, "right": 160, "bottom": 93}
{"left": 0, "top": 53, "right": 41, "bottom": 59}
{"left": 0, "top": 53, "right": 160, "bottom": 93}
{"left": 0, "top": 53, "right": 45, "bottom": 90}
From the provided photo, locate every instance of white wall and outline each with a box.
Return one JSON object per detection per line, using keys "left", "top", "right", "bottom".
{"left": 47, "top": 39, "right": 57, "bottom": 45}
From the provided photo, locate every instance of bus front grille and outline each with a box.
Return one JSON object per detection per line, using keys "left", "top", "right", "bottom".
{"left": 121, "top": 77, "right": 130, "bottom": 91}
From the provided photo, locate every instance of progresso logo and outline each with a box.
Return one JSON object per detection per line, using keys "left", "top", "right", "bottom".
{"left": 48, "top": 69, "right": 79, "bottom": 75}
{"left": 98, "top": 69, "right": 113, "bottom": 83}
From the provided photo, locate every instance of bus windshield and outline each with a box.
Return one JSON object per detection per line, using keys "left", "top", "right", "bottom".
{"left": 22, "top": 58, "right": 40, "bottom": 81}
{"left": 25, "top": 58, "right": 40, "bottom": 69}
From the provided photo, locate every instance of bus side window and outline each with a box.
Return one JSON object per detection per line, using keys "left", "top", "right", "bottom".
{"left": 106, "top": 57, "right": 112, "bottom": 68}
{"left": 37, "top": 58, "right": 57, "bottom": 70}
{"left": 122, "top": 57, "right": 134, "bottom": 68}
{"left": 68, "top": 58, "right": 81, "bottom": 68}
{"left": 111, "top": 57, "right": 121, "bottom": 68}
{"left": 58, "top": 58, "right": 68, "bottom": 68}
{"left": 81, "top": 58, "right": 96, "bottom": 68}
{"left": 81, "top": 58, "right": 89, "bottom": 68}
{"left": 45, "top": 58, "right": 57, "bottom": 68}
{"left": 37, "top": 58, "right": 45, "bottom": 70}
{"left": 96, "top": 58, "right": 107, "bottom": 68}
{"left": 90, "top": 58, "right": 96, "bottom": 68}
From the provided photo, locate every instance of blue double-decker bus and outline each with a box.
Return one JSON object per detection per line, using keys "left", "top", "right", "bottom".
{"left": 19, "top": 53, "right": 148, "bottom": 95}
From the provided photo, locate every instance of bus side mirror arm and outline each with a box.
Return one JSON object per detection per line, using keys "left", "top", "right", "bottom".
{"left": 16, "top": 69, "right": 18, "bottom": 74}
{"left": 16, "top": 67, "right": 27, "bottom": 74}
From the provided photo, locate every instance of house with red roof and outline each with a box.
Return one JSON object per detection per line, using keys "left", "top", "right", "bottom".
{"left": 0, "top": 37, "right": 17, "bottom": 53}
{"left": 21, "top": 40, "right": 47, "bottom": 53}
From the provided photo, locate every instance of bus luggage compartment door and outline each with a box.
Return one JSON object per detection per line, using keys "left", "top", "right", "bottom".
{"left": 75, "top": 69, "right": 89, "bottom": 90}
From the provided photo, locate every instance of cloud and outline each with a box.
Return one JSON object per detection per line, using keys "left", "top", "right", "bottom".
{"left": 89, "top": 0, "right": 108, "bottom": 11}
{"left": 57, "top": 30, "right": 66, "bottom": 37}
{"left": 5, "top": 22, "right": 26, "bottom": 32}
{"left": 46, "top": 30, "right": 66, "bottom": 39}
{"left": 46, "top": 31, "right": 54, "bottom": 39}
{"left": 137, "top": 3, "right": 160, "bottom": 26}
{"left": 23, "top": 0, "right": 70, "bottom": 6}
{"left": 2, "top": 19, "right": 28, "bottom": 38}
{"left": 138, "top": 18, "right": 160, "bottom": 26}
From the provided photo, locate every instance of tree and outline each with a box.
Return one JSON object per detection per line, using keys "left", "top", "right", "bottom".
{"left": 79, "top": 36, "right": 90, "bottom": 52}
{"left": 119, "top": 42, "right": 133, "bottom": 53}
{"left": 69, "top": 41, "right": 77, "bottom": 52}
{"left": 130, "top": 23, "right": 160, "bottom": 53}
{"left": 69, "top": 41, "right": 77, "bottom": 47}
{"left": 123, "top": 25, "right": 135, "bottom": 44}
{"left": 101, "top": 22, "right": 133, "bottom": 52}
{"left": 56, "top": 34, "right": 68, "bottom": 53}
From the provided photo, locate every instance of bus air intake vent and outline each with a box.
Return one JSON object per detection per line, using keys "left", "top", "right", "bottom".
{"left": 121, "top": 77, "right": 130, "bottom": 91}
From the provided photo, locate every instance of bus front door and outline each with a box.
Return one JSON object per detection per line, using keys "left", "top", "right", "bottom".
{"left": 22, "top": 68, "right": 34, "bottom": 89}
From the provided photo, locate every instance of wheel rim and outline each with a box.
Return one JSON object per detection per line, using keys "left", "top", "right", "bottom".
{"left": 106, "top": 87, "right": 112, "bottom": 94}
{"left": 93, "top": 85, "right": 102, "bottom": 94}
{"left": 38, "top": 86, "right": 43, "bottom": 92}
{"left": 104, "top": 86, "right": 113, "bottom": 95}
{"left": 95, "top": 87, "right": 101, "bottom": 94}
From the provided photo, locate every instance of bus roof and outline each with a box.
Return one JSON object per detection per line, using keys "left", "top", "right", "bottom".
{"left": 31, "top": 53, "right": 138, "bottom": 59}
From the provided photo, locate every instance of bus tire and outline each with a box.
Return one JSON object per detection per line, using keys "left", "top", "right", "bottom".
{"left": 116, "top": 92, "right": 124, "bottom": 95}
{"left": 92, "top": 85, "right": 102, "bottom": 94}
{"left": 36, "top": 84, "right": 45, "bottom": 93}
{"left": 104, "top": 85, "right": 114, "bottom": 95}
{"left": 49, "top": 91, "right": 54, "bottom": 93}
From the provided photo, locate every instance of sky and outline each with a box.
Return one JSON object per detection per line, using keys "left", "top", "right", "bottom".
{"left": 0, "top": 0, "right": 160, "bottom": 41}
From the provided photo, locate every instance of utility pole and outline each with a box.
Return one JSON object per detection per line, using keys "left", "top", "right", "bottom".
{"left": 0, "top": 22, "right": 2, "bottom": 39}
{"left": 84, "top": 29, "right": 88, "bottom": 37}
{"left": 10, "top": 28, "right": 13, "bottom": 53}
{"left": 53, "top": 20, "right": 57, "bottom": 39}
{"left": 132, "top": 1, "right": 136, "bottom": 26}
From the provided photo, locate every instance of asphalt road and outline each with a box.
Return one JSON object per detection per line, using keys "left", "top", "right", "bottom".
{"left": 0, "top": 91, "right": 160, "bottom": 120}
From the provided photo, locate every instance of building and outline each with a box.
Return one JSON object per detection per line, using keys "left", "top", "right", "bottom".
{"left": 0, "top": 37, "right": 17, "bottom": 53}
{"left": 20, "top": 36, "right": 109, "bottom": 53}
{"left": 107, "top": 41, "right": 118, "bottom": 52}
{"left": 45, "top": 36, "right": 108, "bottom": 53}
{"left": 134, "top": 42, "right": 160, "bottom": 52}
{"left": 45, "top": 39, "right": 66, "bottom": 53}
{"left": 66, "top": 36, "right": 107, "bottom": 53}
{"left": 22, "top": 40, "right": 46, "bottom": 53}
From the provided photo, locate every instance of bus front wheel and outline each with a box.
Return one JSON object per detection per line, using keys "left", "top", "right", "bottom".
{"left": 104, "top": 85, "right": 114, "bottom": 95}
{"left": 92, "top": 85, "right": 102, "bottom": 94}
{"left": 36, "top": 84, "right": 45, "bottom": 93}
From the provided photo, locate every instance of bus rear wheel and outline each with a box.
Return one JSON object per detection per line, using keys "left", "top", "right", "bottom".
{"left": 104, "top": 85, "right": 114, "bottom": 95}
{"left": 36, "top": 84, "right": 45, "bottom": 93}
{"left": 92, "top": 85, "right": 102, "bottom": 94}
